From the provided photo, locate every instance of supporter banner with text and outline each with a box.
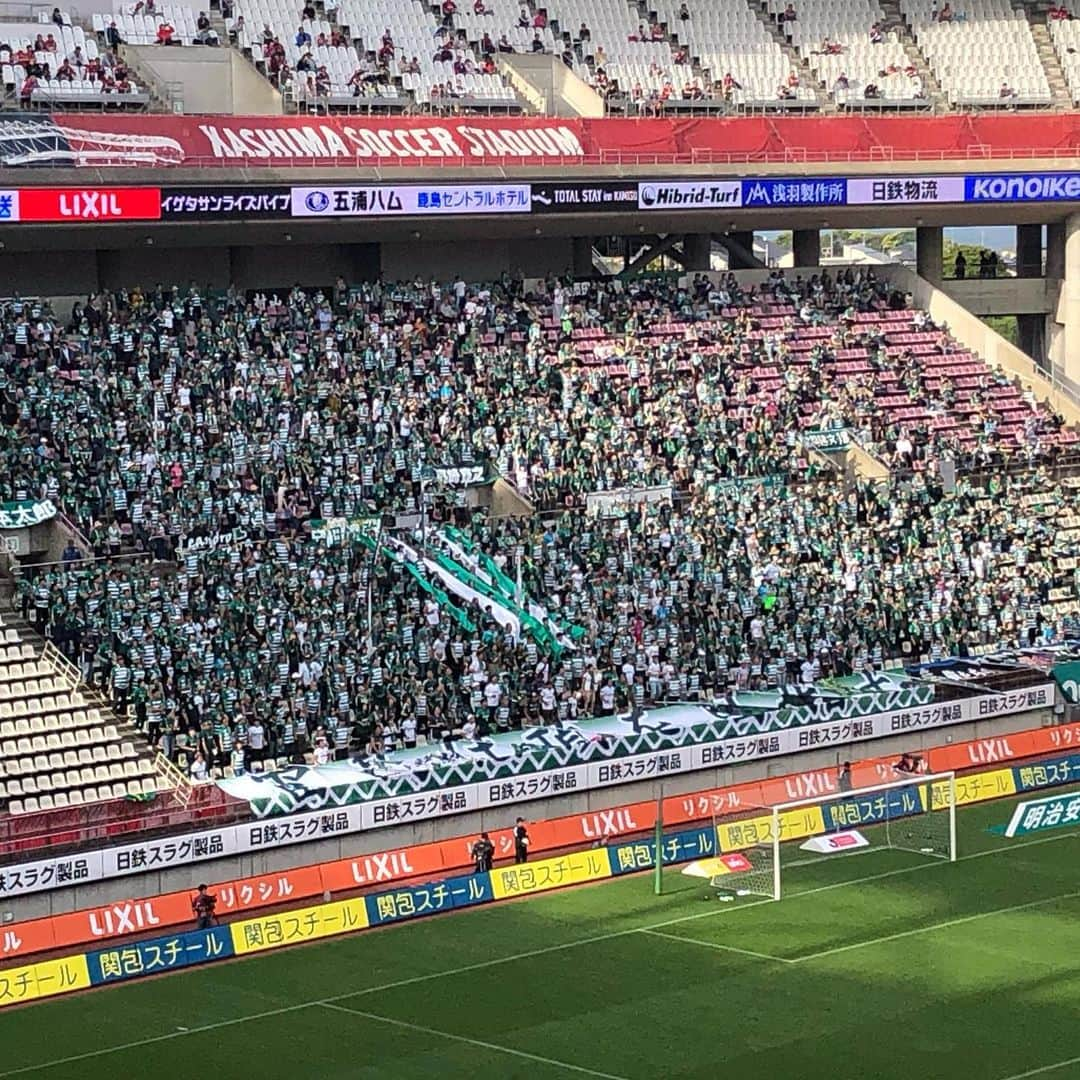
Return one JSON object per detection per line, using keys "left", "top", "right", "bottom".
{"left": 1052, "top": 660, "right": 1080, "bottom": 704}
{"left": 1, "top": 718, "right": 1078, "bottom": 962}
{"left": 215, "top": 677, "right": 995, "bottom": 817}
{"left": 0, "top": 684, "right": 1056, "bottom": 901}
{"left": 7, "top": 114, "right": 1080, "bottom": 170}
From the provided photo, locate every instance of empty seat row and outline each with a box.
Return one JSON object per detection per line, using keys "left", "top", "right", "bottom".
{"left": 1, "top": 757, "right": 155, "bottom": 798}
{"left": 1, "top": 740, "right": 139, "bottom": 776}
{"left": 0, "top": 725, "right": 119, "bottom": 758}
{"left": 0, "top": 660, "right": 56, "bottom": 684}
{"left": 8, "top": 776, "right": 158, "bottom": 814}
{"left": 0, "top": 709, "right": 103, "bottom": 738}
{"left": 0, "top": 676, "right": 72, "bottom": 701}
{"left": 0, "top": 644, "right": 35, "bottom": 663}
{"left": 0, "top": 693, "right": 89, "bottom": 720}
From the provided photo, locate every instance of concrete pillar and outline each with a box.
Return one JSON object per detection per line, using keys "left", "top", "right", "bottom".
{"left": 792, "top": 228, "right": 820, "bottom": 268}
{"left": 916, "top": 225, "right": 943, "bottom": 284}
{"left": 726, "top": 231, "right": 755, "bottom": 269}
{"left": 572, "top": 236, "right": 593, "bottom": 278}
{"left": 1016, "top": 224, "right": 1043, "bottom": 278}
{"left": 1047, "top": 221, "right": 1066, "bottom": 280}
{"left": 1062, "top": 213, "right": 1080, "bottom": 385}
{"left": 1046, "top": 221, "right": 1067, "bottom": 377}
{"left": 1018, "top": 314, "right": 1047, "bottom": 371}
{"left": 681, "top": 233, "right": 712, "bottom": 271}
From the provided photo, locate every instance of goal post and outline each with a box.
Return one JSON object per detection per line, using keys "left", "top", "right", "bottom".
{"left": 769, "top": 770, "right": 958, "bottom": 899}
{"left": 705, "top": 801, "right": 782, "bottom": 902}
{"left": 659, "top": 772, "right": 956, "bottom": 903}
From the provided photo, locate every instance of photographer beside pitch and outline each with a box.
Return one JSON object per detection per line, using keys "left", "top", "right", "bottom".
{"left": 192, "top": 884, "right": 218, "bottom": 929}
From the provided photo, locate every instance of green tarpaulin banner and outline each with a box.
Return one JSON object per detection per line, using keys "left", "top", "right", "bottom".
{"left": 0, "top": 500, "right": 56, "bottom": 530}
{"left": 1052, "top": 660, "right": 1080, "bottom": 704}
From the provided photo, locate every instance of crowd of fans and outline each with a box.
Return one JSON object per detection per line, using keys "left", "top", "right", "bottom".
{"left": 0, "top": 271, "right": 1076, "bottom": 777}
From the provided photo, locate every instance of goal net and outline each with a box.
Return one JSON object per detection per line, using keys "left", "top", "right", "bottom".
{"left": 697, "top": 802, "right": 780, "bottom": 901}
{"left": 690, "top": 772, "right": 957, "bottom": 903}
{"left": 768, "top": 771, "right": 957, "bottom": 900}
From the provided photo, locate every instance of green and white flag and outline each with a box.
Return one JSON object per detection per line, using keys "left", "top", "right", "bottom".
{"left": 0, "top": 499, "right": 56, "bottom": 529}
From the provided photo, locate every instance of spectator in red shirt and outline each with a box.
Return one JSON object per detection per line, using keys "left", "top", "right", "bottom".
{"left": 156, "top": 20, "right": 175, "bottom": 44}
{"left": 267, "top": 38, "right": 285, "bottom": 80}
{"left": 18, "top": 73, "right": 38, "bottom": 104}
{"left": 55, "top": 57, "right": 75, "bottom": 79}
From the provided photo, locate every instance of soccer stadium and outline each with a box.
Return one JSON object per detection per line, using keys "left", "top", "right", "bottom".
{"left": 1, "top": 0, "right": 1080, "bottom": 1076}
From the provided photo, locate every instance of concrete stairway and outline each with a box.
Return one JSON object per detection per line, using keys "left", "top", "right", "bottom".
{"left": 878, "top": 0, "right": 947, "bottom": 110}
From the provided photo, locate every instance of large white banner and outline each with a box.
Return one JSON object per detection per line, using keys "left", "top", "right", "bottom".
{"left": 0, "top": 684, "right": 1054, "bottom": 898}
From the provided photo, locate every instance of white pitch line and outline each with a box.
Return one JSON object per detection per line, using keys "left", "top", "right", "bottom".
{"left": 0, "top": 997, "right": 330, "bottom": 1078}
{"left": 639, "top": 928, "right": 793, "bottom": 964}
{"left": 790, "top": 886, "right": 1080, "bottom": 964}
{"left": 1, "top": 827, "right": 1078, "bottom": 1078}
{"left": 323, "top": 1001, "right": 634, "bottom": 1080}
{"left": 995, "top": 1054, "right": 1080, "bottom": 1080}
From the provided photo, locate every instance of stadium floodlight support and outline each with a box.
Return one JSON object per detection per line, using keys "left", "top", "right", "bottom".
{"left": 768, "top": 771, "right": 957, "bottom": 901}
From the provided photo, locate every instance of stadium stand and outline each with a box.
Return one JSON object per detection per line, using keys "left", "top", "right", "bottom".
{"left": 2, "top": 273, "right": 1076, "bottom": 794}
{"left": 899, "top": 0, "right": 1052, "bottom": 105}
{"left": 0, "top": 0, "right": 1070, "bottom": 112}
{"left": 1048, "top": 3, "right": 1080, "bottom": 104}
{"left": 554, "top": 0, "right": 702, "bottom": 103}
{"left": 227, "top": 0, "right": 517, "bottom": 108}
{"left": 1, "top": 12, "right": 148, "bottom": 107}
{"left": 653, "top": 0, "right": 811, "bottom": 106}
{"left": 95, "top": 1, "right": 203, "bottom": 46}
{"left": 768, "top": 0, "right": 924, "bottom": 104}
{"left": 0, "top": 619, "right": 158, "bottom": 815}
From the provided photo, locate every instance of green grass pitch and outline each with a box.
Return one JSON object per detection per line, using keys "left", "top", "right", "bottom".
{"left": 2, "top": 790, "right": 1079, "bottom": 1080}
